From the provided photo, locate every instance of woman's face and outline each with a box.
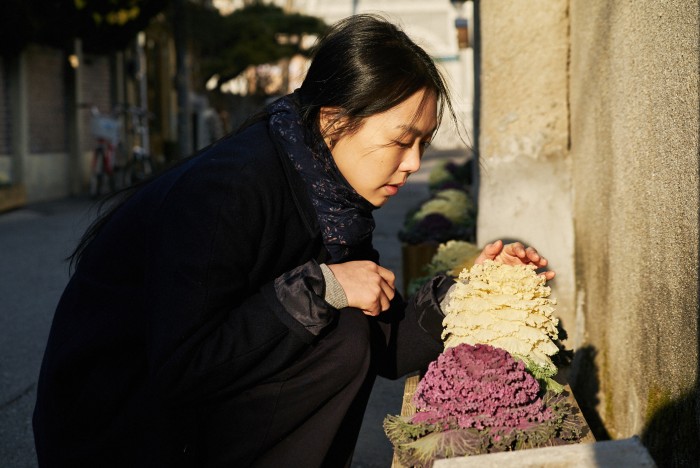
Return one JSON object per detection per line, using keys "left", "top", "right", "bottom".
{"left": 324, "top": 88, "right": 438, "bottom": 207}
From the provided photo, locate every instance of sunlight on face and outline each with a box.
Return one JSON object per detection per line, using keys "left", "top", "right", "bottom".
{"left": 324, "top": 88, "right": 438, "bottom": 207}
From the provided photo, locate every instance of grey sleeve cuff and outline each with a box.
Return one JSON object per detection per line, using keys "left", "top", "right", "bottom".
{"left": 319, "top": 263, "right": 349, "bottom": 309}
{"left": 273, "top": 260, "right": 335, "bottom": 336}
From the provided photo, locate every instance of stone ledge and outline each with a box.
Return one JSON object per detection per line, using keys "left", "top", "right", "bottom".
{"left": 433, "top": 436, "right": 656, "bottom": 467}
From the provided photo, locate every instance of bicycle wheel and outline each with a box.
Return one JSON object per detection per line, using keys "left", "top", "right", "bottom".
{"left": 124, "top": 154, "right": 153, "bottom": 187}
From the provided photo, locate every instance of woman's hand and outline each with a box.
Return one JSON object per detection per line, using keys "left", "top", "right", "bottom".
{"left": 474, "top": 240, "right": 555, "bottom": 280}
{"left": 328, "top": 261, "right": 396, "bottom": 316}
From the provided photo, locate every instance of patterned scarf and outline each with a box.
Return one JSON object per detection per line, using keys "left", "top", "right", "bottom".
{"left": 267, "top": 93, "right": 377, "bottom": 263}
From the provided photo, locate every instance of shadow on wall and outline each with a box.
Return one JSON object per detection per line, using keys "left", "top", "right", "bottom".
{"left": 570, "top": 345, "right": 611, "bottom": 441}
{"left": 641, "top": 382, "right": 699, "bottom": 468}
{"left": 573, "top": 345, "right": 700, "bottom": 467}
{"left": 639, "top": 190, "right": 700, "bottom": 466}
{"left": 640, "top": 248, "right": 700, "bottom": 468}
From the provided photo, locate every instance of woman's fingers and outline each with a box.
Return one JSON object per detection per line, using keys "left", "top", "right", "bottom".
{"left": 328, "top": 261, "right": 396, "bottom": 315}
{"left": 540, "top": 270, "right": 556, "bottom": 280}
{"left": 474, "top": 240, "right": 504, "bottom": 264}
{"left": 503, "top": 242, "right": 530, "bottom": 260}
{"left": 360, "top": 285, "right": 393, "bottom": 316}
{"left": 475, "top": 240, "right": 556, "bottom": 280}
{"left": 377, "top": 265, "right": 396, "bottom": 290}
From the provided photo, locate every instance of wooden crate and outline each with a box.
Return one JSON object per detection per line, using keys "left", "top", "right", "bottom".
{"left": 401, "top": 242, "right": 439, "bottom": 295}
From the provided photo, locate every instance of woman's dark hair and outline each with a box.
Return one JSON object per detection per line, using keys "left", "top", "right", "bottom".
{"left": 298, "top": 14, "right": 460, "bottom": 145}
{"left": 69, "top": 14, "right": 463, "bottom": 269}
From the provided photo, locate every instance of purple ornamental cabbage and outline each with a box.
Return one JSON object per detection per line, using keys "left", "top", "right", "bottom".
{"left": 412, "top": 343, "right": 553, "bottom": 430}
{"left": 399, "top": 213, "right": 474, "bottom": 244}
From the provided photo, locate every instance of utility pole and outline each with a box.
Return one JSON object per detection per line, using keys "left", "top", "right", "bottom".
{"left": 173, "top": 0, "right": 192, "bottom": 158}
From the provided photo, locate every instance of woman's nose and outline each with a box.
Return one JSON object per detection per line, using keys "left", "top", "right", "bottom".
{"left": 401, "top": 146, "right": 422, "bottom": 173}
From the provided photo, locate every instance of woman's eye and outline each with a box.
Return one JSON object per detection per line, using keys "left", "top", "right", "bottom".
{"left": 393, "top": 139, "right": 431, "bottom": 150}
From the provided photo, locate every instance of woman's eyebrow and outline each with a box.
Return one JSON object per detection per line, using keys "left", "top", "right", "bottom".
{"left": 395, "top": 124, "right": 437, "bottom": 137}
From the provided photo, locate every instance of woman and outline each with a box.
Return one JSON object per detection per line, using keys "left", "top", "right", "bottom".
{"left": 33, "top": 14, "right": 552, "bottom": 468}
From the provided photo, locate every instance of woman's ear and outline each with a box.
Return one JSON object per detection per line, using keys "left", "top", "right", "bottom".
{"left": 319, "top": 107, "right": 344, "bottom": 148}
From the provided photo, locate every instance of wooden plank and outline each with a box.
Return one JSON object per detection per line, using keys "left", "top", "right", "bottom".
{"left": 391, "top": 373, "right": 421, "bottom": 468}
{"left": 564, "top": 383, "right": 596, "bottom": 444}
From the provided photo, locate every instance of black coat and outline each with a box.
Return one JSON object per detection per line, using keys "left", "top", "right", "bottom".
{"left": 33, "top": 119, "right": 445, "bottom": 467}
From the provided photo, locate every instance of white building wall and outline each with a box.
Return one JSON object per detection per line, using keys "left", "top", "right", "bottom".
{"left": 298, "top": 0, "right": 474, "bottom": 150}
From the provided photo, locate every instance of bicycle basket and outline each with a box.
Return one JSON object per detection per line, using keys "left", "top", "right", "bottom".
{"left": 90, "top": 115, "right": 121, "bottom": 144}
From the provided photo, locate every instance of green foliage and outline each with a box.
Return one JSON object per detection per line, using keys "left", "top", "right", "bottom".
{"left": 400, "top": 428, "right": 488, "bottom": 467}
{"left": 383, "top": 414, "right": 435, "bottom": 443}
{"left": 0, "top": 0, "right": 170, "bottom": 55}
{"left": 187, "top": 1, "right": 327, "bottom": 89}
{"left": 0, "top": 0, "right": 36, "bottom": 55}
{"left": 384, "top": 414, "right": 487, "bottom": 468}
{"left": 516, "top": 354, "right": 565, "bottom": 394}
{"left": 71, "top": 0, "right": 171, "bottom": 52}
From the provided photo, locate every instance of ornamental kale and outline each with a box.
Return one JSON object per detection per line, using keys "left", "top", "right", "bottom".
{"left": 441, "top": 261, "right": 560, "bottom": 378}
{"left": 383, "top": 343, "right": 587, "bottom": 468}
{"left": 412, "top": 344, "right": 552, "bottom": 430}
{"left": 405, "top": 240, "right": 481, "bottom": 297}
{"left": 398, "top": 213, "right": 474, "bottom": 245}
{"left": 428, "top": 159, "right": 473, "bottom": 193}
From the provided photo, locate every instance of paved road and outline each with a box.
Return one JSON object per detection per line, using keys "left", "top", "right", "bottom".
{"left": 0, "top": 197, "right": 96, "bottom": 467}
{"left": 0, "top": 150, "right": 456, "bottom": 467}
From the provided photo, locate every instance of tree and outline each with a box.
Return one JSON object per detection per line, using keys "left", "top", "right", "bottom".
{"left": 0, "top": 0, "right": 170, "bottom": 55}
{"left": 186, "top": 1, "right": 327, "bottom": 91}
{"left": 69, "top": 0, "right": 171, "bottom": 53}
{"left": 1, "top": 0, "right": 43, "bottom": 56}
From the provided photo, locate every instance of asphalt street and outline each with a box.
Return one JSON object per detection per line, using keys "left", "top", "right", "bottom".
{"left": 0, "top": 149, "right": 457, "bottom": 467}
{"left": 0, "top": 197, "right": 96, "bottom": 467}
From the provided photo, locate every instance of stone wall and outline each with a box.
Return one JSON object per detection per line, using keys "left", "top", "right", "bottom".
{"left": 476, "top": 1, "right": 575, "bottom": 339}
{"left": 569, "top": 1, "right": 699, "bottom": 465}
{"left": 478, "top": 1, "right": 700, "bottom": 465}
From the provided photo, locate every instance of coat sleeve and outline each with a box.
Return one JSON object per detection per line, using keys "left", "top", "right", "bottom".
{"left": 139, "top": 159, "right": 335, "bottom": 404}
{"left": 370, "top": 274, "right": 455, "bottom": 379}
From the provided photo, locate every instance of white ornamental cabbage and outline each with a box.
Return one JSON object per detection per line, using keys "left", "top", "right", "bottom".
{"left": 411, "top": 189, "right": 473, "bottom": 225}
{"left": 426, "top": 240, "right": 482, "bottom": 277}
{"left": 441, "top": 260, "right": 559, "bottom": 372}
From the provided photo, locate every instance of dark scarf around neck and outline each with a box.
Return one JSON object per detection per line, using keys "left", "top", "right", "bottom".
{"left": 267, "top": 93, "right": 377, "bottom": 263}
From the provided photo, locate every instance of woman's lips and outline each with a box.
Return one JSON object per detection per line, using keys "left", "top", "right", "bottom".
{"left": 384, "top": 185, "right": 399, "bottom": 196}
{"left": 384, "top": 182, "right": 405, "bottom": 196}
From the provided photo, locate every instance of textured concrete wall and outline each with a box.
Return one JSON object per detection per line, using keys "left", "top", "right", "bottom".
{"left": 478, "top": 0, "right": 699, "bottom": 464}
{"left": 476, "top": 1, "right": 575, "bottom": 337}
{"left": 570, "top": 1, "right": 699, "bottom": 465}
